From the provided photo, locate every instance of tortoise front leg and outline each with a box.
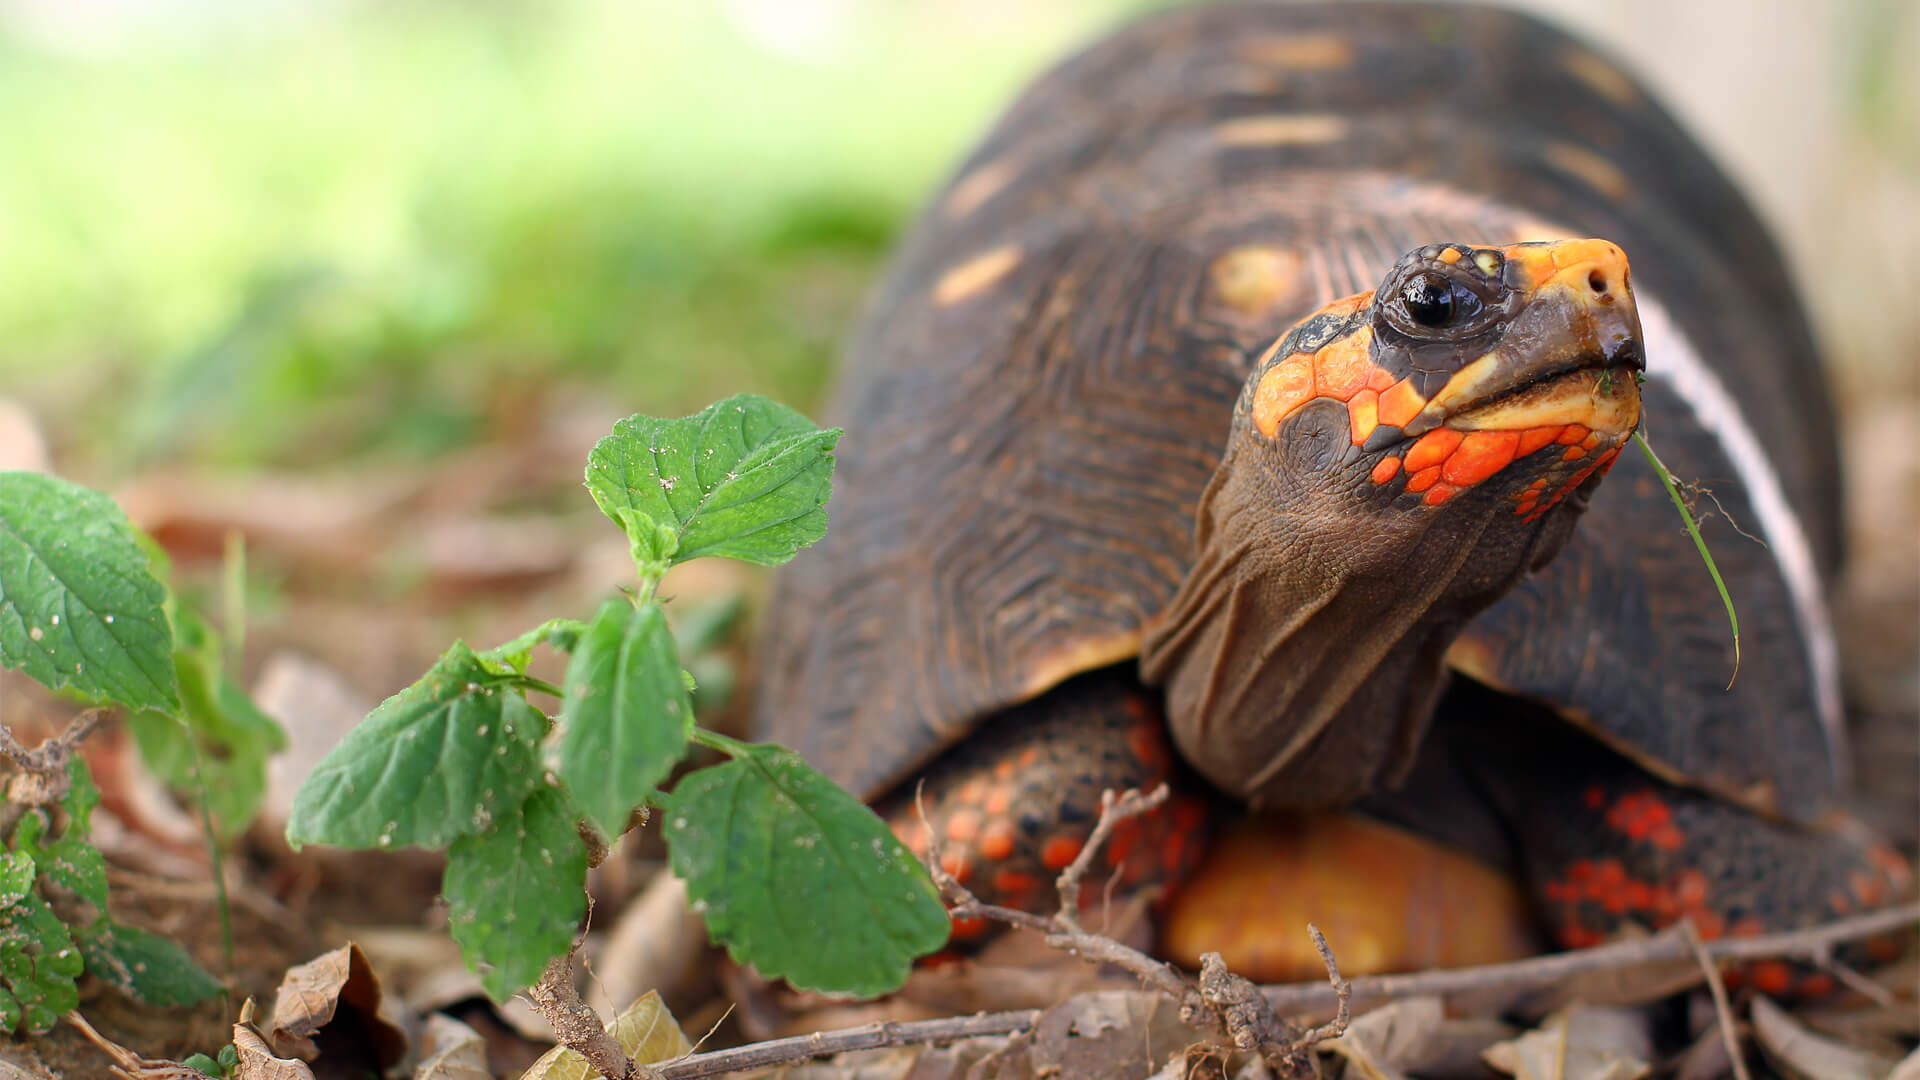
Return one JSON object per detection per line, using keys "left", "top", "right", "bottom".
{"left": 880, "top": 669, "right": 1217, "bottom": 949}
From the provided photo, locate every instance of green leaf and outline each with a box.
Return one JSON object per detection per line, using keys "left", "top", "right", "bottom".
{"left": 0, "top": 890, "right": 81, "bottom": 1034}
{"left": 584, "top": 394, "right": 841, "bottom": 570}
{"left": 130, "top": 605, "right": 286, "bottom": 842}
{"left": 75, "top": 919, "right": 223, "bottom": 1007}
{"left": 39, "top": 833, "right": 107, "bottom": 915}
{"left": 0, "top": 472, "right": 179, "bottom": 712}
{"left": 0, "top": 853, "right": 33, "bottom": 909}
{"left": 182, "top": 1052, "right": 225, "bottom": 1078}
{"left": 444, "top": 785, "right": 589, "bottom": 1002}
{"left": 663, "top": 745, "right": 949, "bottom": 997}
{"left": 549, "top": 599, "right": 693, "bottom": 837}
{"left": 286, "top": 642, "right": 546, "bottom": 851}
{"left": 62, "top": 756, "right": 100, "bottom": 832}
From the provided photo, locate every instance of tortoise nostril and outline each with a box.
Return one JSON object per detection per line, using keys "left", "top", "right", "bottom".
{"left": 1588, "top": 270, "right": 1608, "bottom": 294}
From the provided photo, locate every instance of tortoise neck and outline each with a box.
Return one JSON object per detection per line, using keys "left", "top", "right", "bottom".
{"left": 1138, "top": 418, "right": 1571, "bottom": 809}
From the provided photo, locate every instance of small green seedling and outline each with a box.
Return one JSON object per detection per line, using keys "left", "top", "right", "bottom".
{"left": 0, "top": 472, "right": 234, "bottom": 1034}
{"left": 286, "top": 395, "right": 950, "bottom": 1000}
{"left": 1634, "top": 429, "right": 1740, "bottom": 683}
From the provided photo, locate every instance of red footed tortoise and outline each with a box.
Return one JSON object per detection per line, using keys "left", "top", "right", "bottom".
{"left": 754, "top": 2, "right": 1912, "bottom": 987}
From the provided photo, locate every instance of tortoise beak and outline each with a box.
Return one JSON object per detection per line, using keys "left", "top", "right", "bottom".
{"left": 1404, "top": 239, "right": 1644, "bottom": 438}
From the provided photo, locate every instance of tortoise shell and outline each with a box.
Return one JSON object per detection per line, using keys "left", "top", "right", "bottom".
{"left": 754, "top": 2, "right": 1845, "bottom": 825}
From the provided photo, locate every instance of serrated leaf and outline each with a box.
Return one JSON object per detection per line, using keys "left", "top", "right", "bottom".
{"left": 75, "top": 919, "right": 223, "bottom": 1007}
{"left": 549, "top": 599, "right": 693, "bottom": 837}
{"left": 444, "top": 784, "right": 589, "bottom": 1002}
{"left": 130, "top": 605, "right": 286, "bottom": 842}
{"left": 0, "top": 471, "right": 178, "bottom": 712}
{"left": 584, "top": 394, "right": 841, "bottom": 568}
{"left": 0, "top": 853, "right": 33, "bottom": 909}
{"left": 286, "top": 642, "right": 546, "bottom": 851}
{"left": 663, "top": 745, "right": 948, "bottom": 997}
{"left": 0, "top": 891, "right": 80, "bottom": 1034}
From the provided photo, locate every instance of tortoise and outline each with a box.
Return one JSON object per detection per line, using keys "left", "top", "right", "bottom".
{"left": 754, "top": 1, "right": 1911, "bottom": 985}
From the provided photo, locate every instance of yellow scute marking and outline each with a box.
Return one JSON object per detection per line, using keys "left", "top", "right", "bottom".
{"left": 1560, "top": 47, "right": 1640, "bottom": 107}
{"left": 944, "top": 158, "right": 1018, "bottom": 219}
{"left": 933, "top": 245, "right": 1022, "bottom": 306}
{"left": 1018, "top": 629, "right": 1143, "bottom": 700}
{"left": 1215, "top": 114, "right": 1348, "bottom": 147}
{"left": 1210, "top": 246, "right": 1303, "bottom": 318}
{"left": 1544, "top": 142, "right": 1631, "bottom": 202}
{"left": 1238, "top": 33, "right": 1356, "bottom": 70}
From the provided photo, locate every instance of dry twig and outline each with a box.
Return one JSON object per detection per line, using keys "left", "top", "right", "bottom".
{"left": 638, "top": 900, "right": 1917, "bottom": 1078}
{"left": 0, "top": 709, "right": 103, "bottom": 807}
{"left": 526, "top": 950, "right": 650, "bottom": 1080}
{"left": 1682, "top": 918, "right": 1754, "bottom": 1080}
{"left": 920, "top": 784, "right": 1348, "bottom": 1077}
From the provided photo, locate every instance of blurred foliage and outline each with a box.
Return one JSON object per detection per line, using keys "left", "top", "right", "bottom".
{"left": 0, "top": 0, "right": 1156, "bottom": 472}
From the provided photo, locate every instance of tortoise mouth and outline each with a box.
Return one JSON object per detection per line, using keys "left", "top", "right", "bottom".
{"left": 1438, "top": 351, "right": 1642, "bottom": 438}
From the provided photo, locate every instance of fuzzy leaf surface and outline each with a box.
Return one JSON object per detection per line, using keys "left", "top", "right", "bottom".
{"left": 0, "top": 472, "right": 177, "bottom": 711}
{"left": 286, "top": 642, "right": 545, "bottom": 851}
{"left": 585, "top": 394, "right": 840, "bottom": 568}
{"left": 75, "top": 920, "right": 223, "bottom": 1007}
{"left": 444, "top": 785, "right": 588, "bottom": 1002}
{"left": 550, "top": 598, "right": 693, "bottom": 837}
{"left": 663, "top": 745, "right": 948, "bottom": 997}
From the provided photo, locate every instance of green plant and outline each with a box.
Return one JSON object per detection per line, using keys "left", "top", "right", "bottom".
{"left": 285, "top": 394, "right": 950, "bottom": 1000}
{"left": 0, "top": 471, "right": 238, "bottom": 1034}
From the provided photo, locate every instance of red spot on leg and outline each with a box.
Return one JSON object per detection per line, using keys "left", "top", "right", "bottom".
{"left": 1041, "top": 835, "right": 1084, "bottom": 870}
{"left": 944, "top": 809, "right": 981, "bottom": 845}
{"left": 1748, "top": 961, "right": 1793, "bottom": 996}
{"left": 949, "top": 915, "right": 989, "bottom": 941}
{"left": 978, "top": 820, "right": 1017, "bottom": 862}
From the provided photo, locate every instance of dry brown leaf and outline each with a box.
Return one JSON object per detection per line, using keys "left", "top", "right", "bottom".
{"left": 1482, "top": 1004, "right": 1652, "bottom": 1080}
{"left": 1328, "top": 996, "right": 1516, "bottom": 1080}
{"left": 234, "top": 1022, "right": 318, "bottom": 1080}
{"left": 253, "top": 651, "right": 374, "bottom": 832}
{"left": 415, "top": 1014, "right": 492, "bottom": 1080}
{"left": 1750, "top": 995, "right": 1898, "bottom": 1080}
{"left": 521, "top": 990, "right": 696, "bottom": 1080}
{"left": 267, "top": 942, "right": 410, "bottom": 1070}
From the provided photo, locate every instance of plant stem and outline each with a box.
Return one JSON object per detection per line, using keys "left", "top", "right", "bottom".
{"left": 1633, "top": 431, "right": 1740, "bottom": 684}
{"left": 687, "top": 727, "right": 753, "bottom": 758}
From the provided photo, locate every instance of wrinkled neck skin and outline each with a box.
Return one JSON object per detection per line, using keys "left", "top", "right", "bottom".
{"left": 1138, "top": 400, "right": 1583, "bottom": 810}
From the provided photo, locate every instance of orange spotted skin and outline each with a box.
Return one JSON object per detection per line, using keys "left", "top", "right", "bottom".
{"left": 1437, "top": 687, "right": 1917, "bottom": 997}
{"left": 880, "top": 670, "right": 1216, "bottom": 946}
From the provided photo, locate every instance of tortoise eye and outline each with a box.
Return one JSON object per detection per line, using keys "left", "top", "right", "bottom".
{"left": 1402, "top": 272, "right": 1453, "bottom": 326}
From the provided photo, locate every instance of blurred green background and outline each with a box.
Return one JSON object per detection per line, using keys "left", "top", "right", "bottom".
{"left": 1, "top": 0, "right": 1914, "bottom": 480}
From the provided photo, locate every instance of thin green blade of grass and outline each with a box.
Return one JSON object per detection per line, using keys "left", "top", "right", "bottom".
{"left": 1633, "top": 430, "right": 1740, "bottom": 686}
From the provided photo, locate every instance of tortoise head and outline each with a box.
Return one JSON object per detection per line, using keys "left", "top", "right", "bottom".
{"left": 1140, "top": 239, "right": 1644, "bottom": 810}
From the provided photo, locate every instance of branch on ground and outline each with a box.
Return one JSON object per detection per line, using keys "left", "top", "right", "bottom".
{"left": 0, "top": 709, "right": 102, "bottom": 812}
{"left": 921, "top": 783, "right": 1349, "bottom": 1077}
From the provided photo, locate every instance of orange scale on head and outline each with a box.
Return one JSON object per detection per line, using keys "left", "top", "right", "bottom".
{"left": 1252, "top": 355, "right": 1315, "bottom": 437}
{"left": 1377, "top": 378, "right": 1426, "bottom": 428}
{"left": 1441, "top": 430, "right": 1520, "bottom": 486}
{"left": 1405, "top": 465, "right": 1442, "bottom": 493}
{"left": 1556, "top": 424, "right": 1589, "bottom": 445}
{"left": 1516, "top": 426, "right": 1560, "bottom": 457}
{"left": 1423, "top": 483, "right": 1460, "bottom": 507}
{"left": 1349, "top": 389, "right": 1380, "bottom": 444}
{"left": 1370, "top": 456, "right": 1402, "bottom": 484}
{"left": 1514, "top": 500, "right": 1537, "bottom": 517}
{"left": 1366, "top": 364, "right": 1398, "bottom": 393}
{"left": 1582, "top": 432, "right": 1602, "bottom": 450}
{"left": 1314, "top": 335, "right": 1374, "bottom": 400}
{"left": 1405, "top": 428, "right": 1464, "bottom": 472}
